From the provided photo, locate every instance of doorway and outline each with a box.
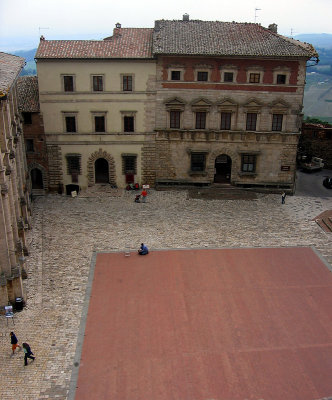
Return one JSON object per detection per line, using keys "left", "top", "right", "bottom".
{"left": 95, "top": 158, "right": 109, "bottom": 183}
{"left": 31, "top": 168, "right": 43, "bottom": 189}
{"left": 214, "top": 154, "right": 232, "bottom": 183}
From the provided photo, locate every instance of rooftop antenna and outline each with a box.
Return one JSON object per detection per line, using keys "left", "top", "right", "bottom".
{"left": 290, "top": 28, "right": 297, "bottom": 38}
{"left": 39, "top": 27, "right": 49, "bottom": 38}
{"left": 254, "top": 8, "right": 261, "bottom": 23}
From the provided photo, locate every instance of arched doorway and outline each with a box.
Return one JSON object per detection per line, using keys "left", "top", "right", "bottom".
{"left": 95, "top": 158, "right": 109, "bottom": 183}
{"left": 31, "top": 168, "right": 44, "bottom": 189}
{"left": 214, "top": 154, "right": 232, "bottom": 183}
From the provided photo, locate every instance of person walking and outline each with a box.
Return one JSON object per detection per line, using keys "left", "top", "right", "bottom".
{"left": 10, "top": 332, "right": 21, "bottom": 355}
{"left": 281, "top": 192, "right": 286, "bottom": 204}
{"left": 22, "top": 343, "right": 35, "bottom": 366}
{"left": 141, "top": 188, "right": 147, "bottom": 203}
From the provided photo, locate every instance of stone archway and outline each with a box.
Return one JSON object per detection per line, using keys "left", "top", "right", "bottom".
{"left": 208, "top": 148, "right": 238, "bottom": 184}
{"left": 28, "top": 163, "right": 48, "bottom": 191}
{"left": 87, "top": 149, "right": 116, "bottom": 186}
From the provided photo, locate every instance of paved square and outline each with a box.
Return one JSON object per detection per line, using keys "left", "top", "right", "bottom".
{"left": 73, "top": 247, "right": 332, "bottom": 400}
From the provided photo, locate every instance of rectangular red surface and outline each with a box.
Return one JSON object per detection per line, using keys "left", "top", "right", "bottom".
{"left": 75, "top": 247, "right": 332, "bottom": 400}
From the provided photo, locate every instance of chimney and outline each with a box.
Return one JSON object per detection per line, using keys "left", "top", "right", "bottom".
{"left": 268, "top": 23, "right": 278, "bottom": 33}
{"left": 113, "top": 22, "right": 121, "bottom": 37}
{"left": 183, "top": 13, "right": 189, "bottom": 21}
{"left": 40, "top": 35, "right": 45, "bottom": 41}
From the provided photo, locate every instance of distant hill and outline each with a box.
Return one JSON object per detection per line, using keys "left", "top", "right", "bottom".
{"left": 13, "top": 48, "right": 37, "bottom": 62}
{"left": 294, "top": 33, "right": 332, "bottom": 49}
{"left": 11, "top": 48, "right": 37, "bottom": 76}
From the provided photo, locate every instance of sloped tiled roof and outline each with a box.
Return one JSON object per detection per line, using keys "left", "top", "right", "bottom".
{"left": 153, "top": 20, "right": 318, "bottom": 58}
{"left": 17, "top": 76, "right": 40, "bottom": 112}
{"left": 35, "top": 28, "right": 154, "bottom": 59}
{"left": 0, "top": 52, "right": 25, "bottom": 98}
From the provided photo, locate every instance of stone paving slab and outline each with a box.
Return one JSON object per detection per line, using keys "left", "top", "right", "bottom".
{"left": 0, "top": 189, "right": 331, "bottom": 399}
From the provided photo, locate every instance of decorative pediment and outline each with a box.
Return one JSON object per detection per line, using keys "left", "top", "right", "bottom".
{"left": 268, "top": 99, "right": 290, "bottom": 109}
{"left": 217, "top": 97, "right": 238, "bottom": 107}
{"left": 243, "top": 98, "right": 263, "bottom": 108}
{"left": 164, "top": 97, "right": 186, "bottom": 110}
{"left": 191, "top": 98, "right": 212, "bottom": 110}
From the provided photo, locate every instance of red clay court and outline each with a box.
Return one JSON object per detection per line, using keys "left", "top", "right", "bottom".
{"left": 73, "top": 247, "right": 332, "bottom": 400}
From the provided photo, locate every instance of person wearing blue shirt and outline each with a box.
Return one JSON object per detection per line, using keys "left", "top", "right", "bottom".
{"left": 138, "top": 243, "right": 149, "bottom": 255}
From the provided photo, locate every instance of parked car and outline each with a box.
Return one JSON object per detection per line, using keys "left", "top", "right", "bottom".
{"left": 301, "top": 157, "right": 324, "bottom": 172}
{"left": 323, "top": 177, "right": 332, "bottom": 189}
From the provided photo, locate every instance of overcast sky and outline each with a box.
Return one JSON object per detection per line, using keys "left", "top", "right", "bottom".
{"left": 1, "top": 0, "right": 331, "bottom": 51}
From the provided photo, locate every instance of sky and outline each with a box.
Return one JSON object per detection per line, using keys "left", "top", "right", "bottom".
{"left": 0, "top": 0, "right": 331, "bottom": 51}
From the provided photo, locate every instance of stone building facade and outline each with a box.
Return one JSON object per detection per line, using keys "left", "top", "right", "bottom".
{"left": 35, "top": 17, "right": 317, "bottom": 192}
{"left": 35, "top": 28, "right": 156, "bottom": 193}
{"left": 0, "top": 52, "right": 31, "bottom": 309}
{"left": 152, "top": 19, "right": 317, "bottom": 191}
{"left": 17, "top": 76, "right": 49, "bottom": 195}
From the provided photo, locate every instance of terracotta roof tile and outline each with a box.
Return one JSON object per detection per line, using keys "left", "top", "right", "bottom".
{"left": 0, "top": 52, "right": 25, "bottom": 97}
{"left": 35, "top": 28, "right": 153, "bottom": 59}
{"left": 153, "top": 20, "right": 318, "bottom": 58}
{"left": 17, "top": 76, "right": 40, "bottom": 112}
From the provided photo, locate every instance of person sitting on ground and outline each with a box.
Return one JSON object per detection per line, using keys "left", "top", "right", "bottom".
{"left": 138, "top": 243, "right": 149, "bottom": 255}
{"left": 134, "top": 194, "right": 140, "bottom": 203}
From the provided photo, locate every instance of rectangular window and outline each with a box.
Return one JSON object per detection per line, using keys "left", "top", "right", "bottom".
{"left": 195, "top": 112, "right": 206, "bottom": 129}
{"left": 65, "top": 116, "right": 76, "bottom": 132}
{"left": 272, "top": 114, "right": 283, "bottom": 131}
{"left": 63, "top": 76, "right": 74, "bottom": 92}
{"left": 197, "top": 71, "right": 208, "bottom": 81}
{"left": 241, "top": 154, "right": 256, "bottom": 172}
{"left": 95, "top": 116, "right": 105, "bottom": 132}
{"left": 170, "top": 110, "right": 180, "bottom": 129}
{"left": 277, "top": 74, "right": 286, "bottom": 84}
{"left": 26, "top": 139, "right": 34, "bottom": 152}
{"left": 123, "top": 76, "right": 132, "bottom": 91}
{"left": 220, "top": 112, "right": 231, "bottom": 130}
{"left": 224, "top": 72, "right": 234, "bottom": 82}
{"left": 122, "top": 155, "right": 137, "bottom": 174}
{"left": 66, "top": 155, "right": 81, "bottom": 174}
{"left": 23, "top": 112, "right": 32, "bottom": 124}
{"left": 191, "top": 153, "right": 206, "bottom": 172}
{"left": 124, "top": 116, "right": 134, "bottom": 132}
{"left": 249, "top": 73, "right": 260, "bottom": 83}
{"left": 93, "top": 76, "right": 103, "bottom": 91}
{"left": 171, "top": 71, "right": 181, "bottom": 81}
{"left": 246, "top": 113, "right": 257, "bottom": 131}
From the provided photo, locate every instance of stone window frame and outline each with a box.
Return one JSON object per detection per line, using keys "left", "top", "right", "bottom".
{"left": 246, "top": 66, "right": 264, "bottom": 84}
{"left": 120, "top": 111, "right": 137, "bottom": 132}
{"left": 91, "top": 111, "right": 107, "bottom": 133}
{"left": 165, "top": 97, "right": 186, "bottom": 129}
{"left": 243, "top": 99, "right": 263, "bottom": 132}
{"left": 61, "top": 74, "right": 76, "bottom": 92}
{"left": 121, "top": 74, "right": 135, "bottom": 91}
{"left": 217, "top": 98, "right": 238, "bottom": 130}
{"left": 121, "top": 153, "right": 137, "bottom": 175}
{"left": 238, "top": 150, "right": 260, "bottom": 175}
{"left": 62, "top": 112, "right": 78, "bottom": 133}
{"left": 194, "top": 64, "right": 213, "bottom": 82}
{"left": 246, "top": 113, "right": 258, "bottom": 131}
{"left": 91, "top": 75, "right": 104, "bottom": 92}
{"left": 268, "top": 100, "right": 289, "bottom": 132}
{"left": 191, "top": 99, "right": 212, "bottom": 130}
{"left": 272, "top": 114, "right": 284, "bottom": 131}
{"left": 168, "top": 66, "right": 185, "bottom": 81}
{"left": 187, "top": 149, "right": 209, "bottom": 176}
{"left": 65, "top": 153, "right": 82, "bottom": 184}
{"left": 220, "top": 65, "right": 239, "bottom": 83}
{"left": 273, "top": 66, "right": 291, "bottom": 85}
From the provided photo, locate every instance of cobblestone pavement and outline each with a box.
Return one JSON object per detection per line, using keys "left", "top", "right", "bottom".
{"left": 1, "top": 188, "right": 331, "bottom": 400}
